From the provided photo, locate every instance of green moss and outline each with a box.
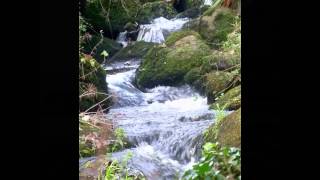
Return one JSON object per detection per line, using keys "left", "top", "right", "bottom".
{"left": 184, "top": 67, "right": 207, "bottom": 93}
{"left": 165, "top": 30, "right": 201, "bottom": 47}
{"left": 82, "top": 35, "right": 122, "bottom": 63}
{"left": 135, "top": 46, "right": 170, "bottom": 89}
{"left": 183, "top": 7, "right": 238, "bottom": 48}
{"left": 202, "top": 8, "right": 238, "bottom": 48}
{"left": 205, "top": 108, "right": 241, "bottom": 148}
{"left": 184, "top": 67, "right": 202, "bottom": 84}
{"left": 205, "top": 71, "right": 235, "bottom": 103}
{"left": 110, "top": 41, "right": 156, "bottom": 62}
{"left": 136, "top": 1, "right": 177, "bottom": 24}
{"left": 200, "top": 52, "right": 239, "bottom": 73}
{"left": 210, "top": 85, "right": 241, "bottom": 111}
{"left": 135, "top": 34, "right": 211, "bottom": 89}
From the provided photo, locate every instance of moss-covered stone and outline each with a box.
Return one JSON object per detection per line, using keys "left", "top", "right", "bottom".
{"left": 79, "top": 55, "right": 111, "bottom": 112}
{"left": 183, "top": 7, "right": 238, "bottom": 48}
{"left": 135, "top": 32, "right": 211, "bottom": 89}
{"left": 210, "top": 85, "right": 241, "bottom": 111}
{"left": 200, "top": 52, "right": 240, "bottom": 73}
{"left": 82, "top": 35, "right": 122, "bottom": 63}
{"left": 137, "top": 1, "right": 177, "bottom": 24}
{"left": 200, "top": 8, "right": 238, "bottom": 47}
{"left": 110, "top": 41, "right": 156, "bottom": 62}
{"left": 205, "top": 108, "right": 241, "bottom": 148}
{"left": 205, "top": 71, "right": 235, "bottom": 103}
{"left": 184, "top": 67, "right": 207, "bottom": 94}
{"left": 165, "top": 30, "right": 202, "bottom": 47}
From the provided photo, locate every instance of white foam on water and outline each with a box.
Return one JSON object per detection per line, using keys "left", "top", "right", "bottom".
{"left": 137, "top": 17, "right": 190, "bottom": 43}
{"left": 203, "top": 0, "right": 213, "bottom": 6}
{"left": 116, "top": 31, "right": 128, "bottom": 47}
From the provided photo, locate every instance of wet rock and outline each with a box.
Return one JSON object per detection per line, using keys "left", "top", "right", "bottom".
{"left": 205, "top": 108, "right": 241, "bottom": 148}
{"left": 110, "top": 41, "right": 155, "bottom": 62}
{"left": 124, "top": 61, "right": 131, "bottom": 66}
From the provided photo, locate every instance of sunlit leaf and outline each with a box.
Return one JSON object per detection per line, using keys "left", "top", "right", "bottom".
{"left": 101, "top": 50, "right": 109, "bottom": 57}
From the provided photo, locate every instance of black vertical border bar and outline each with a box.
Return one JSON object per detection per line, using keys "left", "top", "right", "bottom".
{"left": 40, "top": 0, "right": 78, "bottom": 179}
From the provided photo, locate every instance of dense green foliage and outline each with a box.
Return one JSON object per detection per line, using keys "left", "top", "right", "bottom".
{"left": 183, "top": 142, "right": 241, "bottom": 180}
{"left": 137, "top": 1, "right": 177, "bottom": 24}
{"left": 84, "top": 0, "right": 140, "bottom": 38}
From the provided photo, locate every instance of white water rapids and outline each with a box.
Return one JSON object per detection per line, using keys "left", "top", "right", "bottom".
{"left": 99, "top": 59, "right": 229, "bottom": 179}
{"left": 132, "top": 17, "right": 190, "bottom": 44}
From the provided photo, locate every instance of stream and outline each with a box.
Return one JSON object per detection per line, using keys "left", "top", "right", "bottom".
{"left": 80, "top": 15, "right": 228, "bottom": 180}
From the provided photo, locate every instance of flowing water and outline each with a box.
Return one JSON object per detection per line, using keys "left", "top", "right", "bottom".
{"left": 203, "top": 0, "right": 213, "bottom": 6}
{"left": 136, "top": 17, "right": 189, "bottom": 43}
{"left": 116, "top": 31, "right": 128, "bottom": 47}
{"left": 100, "top": 59, "right": 227, "bottom": 179}
{"left": 80, "top": 16, "right": 226, "bottom": 180}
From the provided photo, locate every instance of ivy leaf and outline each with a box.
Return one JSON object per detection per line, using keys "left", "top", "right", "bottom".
{"left": 101, "top": 50, "right": 109, "bottom": 57}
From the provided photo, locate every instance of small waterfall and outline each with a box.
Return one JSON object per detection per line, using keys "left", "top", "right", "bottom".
{"left": 116, "top": 31, "right": 128, "bottom": 47}
{"left": 137, "top": 17, "right": 189, "bottom": 43}
{"left": 203, "top": 0, "right": 213, "bottom": 6}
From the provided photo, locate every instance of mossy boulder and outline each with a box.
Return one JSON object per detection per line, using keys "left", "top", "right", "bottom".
{"left": 205, "top": 71, "right": 235, "bottom": 103}
{"left": 135, "top": 31, "right": 211, "bottom": 89}
{"left": 110, "top": 41, "right": 156, "bottom": 62}
{"left": 205, "top": 108, "right": 241, "bottom": 148}
{"left": 79, "top": 55, "right": 111, "bottom": 112}
{"left": 183, "top": 7, "right": 238, "bottom": 48}
{"left": 165, "top": 30, "right": 202, "bottom": 47}
{"left": 184, "top": 67, "right": 207, "bottom": 94}
{"left": 210, "top": 85, "right": 241, "bottom": 111}
{"left": 137, "top": 1, "right": 177, "bottom": 24}
{"left": 200, "top": 8, "right": 238, "bottom": 47}
{"left": 82, "top": 35, "right": 122, "bottom": 63}
{"left": 200, "top": 52, "right": 240, "bottom": 73}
